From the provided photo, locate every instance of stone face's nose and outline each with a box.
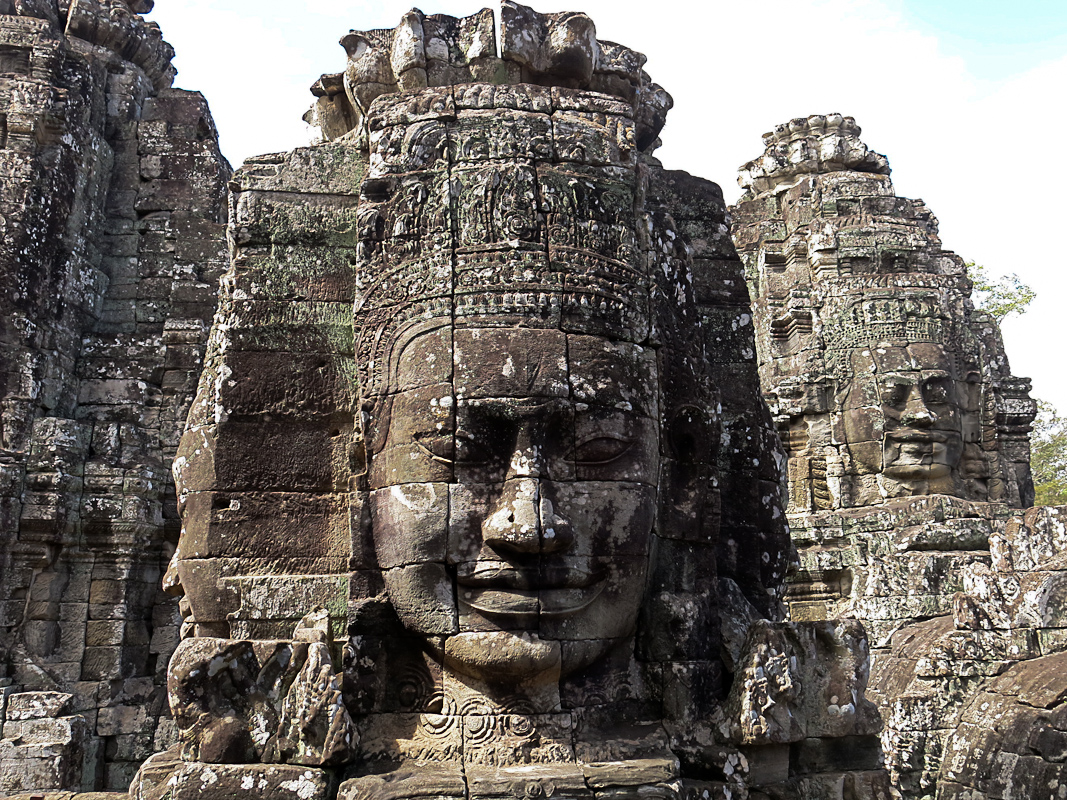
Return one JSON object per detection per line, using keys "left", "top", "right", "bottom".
{"left": 162, "top": 548, "right": 183, "bottom": 596}
{"left": 482, "top": 476, "right": 543, "bottom": 554}
{"left": 900, "top": 386, "right": 935, "bottom": 426}
{"left": 481, "top": 476, "right": 575, "bottom": 556}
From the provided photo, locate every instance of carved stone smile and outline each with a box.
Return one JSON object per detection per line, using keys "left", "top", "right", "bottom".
{"left": 456, "top": 565, "right": 607, "bottom": 618}
{"left": 458, "top": 586, "right": 607, "bottom": 619}
{"left": 456, "top": 563, "right": 603, "bottom": 589}
{"left": 885, "top": 429, "right": 952, "bottom": 443}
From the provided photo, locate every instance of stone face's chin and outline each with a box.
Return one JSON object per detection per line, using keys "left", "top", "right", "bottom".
{"left": 440, "top": 629, "right": 626, "bottom": 682}
{"left": 882, "top": 430, "right": 962, "bottom": 482}
{"left": 443, "top": 631, "right": 563, "bottom": 682}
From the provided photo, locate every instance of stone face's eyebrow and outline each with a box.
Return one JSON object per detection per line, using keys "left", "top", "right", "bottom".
{"left": 457, "top": 397, "right": 572, "bottom": 416}
{"left": 878, "top": 374, "right": 921, "bottom": 384}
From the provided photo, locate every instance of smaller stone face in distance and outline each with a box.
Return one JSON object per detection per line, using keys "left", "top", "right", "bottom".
{"left": 840, "top": 342, "right": 973, "bottom": 496}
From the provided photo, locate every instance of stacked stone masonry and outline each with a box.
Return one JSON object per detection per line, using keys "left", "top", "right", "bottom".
{"left": 0, "top": 0, "right": 230, "bottom": 794}
{"left": 4, "top": 3, "right": 1067, "bottom": 800}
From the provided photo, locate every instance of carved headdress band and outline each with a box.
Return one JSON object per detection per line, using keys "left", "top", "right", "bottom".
{"left": 823, "top": 296, "right": 947, "bottom": 353}
{"left": 822, "top": 294, "right": 983, "bottom": 380}
{"left": 351, "top": 78, "right": 657, "bottom": 400}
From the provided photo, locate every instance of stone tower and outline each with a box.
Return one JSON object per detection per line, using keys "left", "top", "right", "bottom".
{"left": 0, "top": 0, "right": 230, "bottom": 792}
{"left": 733, "top": 114, "right": 1034, "bottom": 516}
{"left": 733, "top": 116, "right": 1067, "bottom": 800}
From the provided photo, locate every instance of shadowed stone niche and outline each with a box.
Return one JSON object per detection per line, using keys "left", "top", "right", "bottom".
{"left": 122, "top": 7, "right": 890, "bottom": 800}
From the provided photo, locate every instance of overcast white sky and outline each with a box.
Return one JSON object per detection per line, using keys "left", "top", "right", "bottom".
{"left": 147, "top": 0, "right": 1067, "bottom": 410}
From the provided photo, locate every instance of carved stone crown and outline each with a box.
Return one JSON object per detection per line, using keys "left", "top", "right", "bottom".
{"left": 350, "top": 77, "right": 657, "bottom": 400}
{"left": 306, "top": 1, "right": 672, "bottom": 152}
{"left": 738, "top": 113, "right": 890, "bottom": 197}
{"left": 823, "top": 296, "right": 947, "bottom": 353}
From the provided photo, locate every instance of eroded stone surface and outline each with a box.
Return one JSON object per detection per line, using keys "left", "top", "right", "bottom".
{"left": 167, "top": 617, "right": 357, "bottom": 767}
{"left": 0, "top": 1, "right": 230, "bottom": 793}
{"left": 862, "top": 506, "right": 1067, "bottom": 798}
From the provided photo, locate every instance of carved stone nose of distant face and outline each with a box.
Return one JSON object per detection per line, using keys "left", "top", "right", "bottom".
{"left": 482, "top": 477, "right": 574, "bottom": 555}
{"left": 162, "top": 549, "right": 183, "bottom": 597}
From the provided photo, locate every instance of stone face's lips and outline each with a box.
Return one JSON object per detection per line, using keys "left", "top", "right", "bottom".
{"left": 460, "top": 588, "right": 539, "bottom": 617}
{"left": 456, "top": 564, "right": 607, "bottom": 618}
{"left": 456, "top": 563, "right": 603, "bottom": 590}
{"left": 885, "top": 429, "right": 955, "bottom": 444}
{"left": 459, "top": 585, "right": 606, "bottom": 619}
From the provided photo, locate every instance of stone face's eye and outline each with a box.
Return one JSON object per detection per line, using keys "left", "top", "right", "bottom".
{"left": 412, "top": 430, "right": 497, "bottom": 466}
{"left": 573, "top": 436, "right": 632, "bottom": 466}
{"left": 882, "top": 382, "right": 909, "bottom": 407}
{"left": 924, "top": 380, "right": 950, "bottom": 404}
{"left": 454, "top": 430, "right": 494, "bottom": 465}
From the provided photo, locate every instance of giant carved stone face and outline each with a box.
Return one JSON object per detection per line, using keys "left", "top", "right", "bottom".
{"left": 842, "top": 343, "right": 974, "bottom": 497}
{"left": 368, "top": 326, "right": 659, "bottom": 683}
{"left": 349, "top": 82, "right": 685, "bottom": 688}
{"left": 160, "top": 8, "right": 800, "bottom": 781}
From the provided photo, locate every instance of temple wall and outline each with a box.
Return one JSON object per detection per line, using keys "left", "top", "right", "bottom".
{"left": 0, "top": 1, "right": 229, "bottom": 793}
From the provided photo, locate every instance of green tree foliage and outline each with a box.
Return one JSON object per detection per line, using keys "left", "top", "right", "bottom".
{"left": 967, "top": 262, "right": 1036, "bottom": 322}
{"left": 965, "top": 264, "right": 1059, "bottom": 503}
{"left": 1032, "top": 400, "right": 1067, "bottom": 506}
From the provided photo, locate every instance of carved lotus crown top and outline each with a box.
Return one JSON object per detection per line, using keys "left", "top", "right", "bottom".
{"left": 738, "top": 113, "right": 891, "bottom": 197}
{"left": 306, "top": 1, "right": 673, "bottom": 152}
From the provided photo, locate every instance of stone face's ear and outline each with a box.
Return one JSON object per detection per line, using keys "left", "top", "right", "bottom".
{"left": 657, "top": 407, "right": 718, "bottom": 550}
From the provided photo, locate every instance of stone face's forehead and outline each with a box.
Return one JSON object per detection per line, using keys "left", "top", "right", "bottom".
{"left": 454, "top": 327, "right": 569, "bottom": 400}
{"left": 905, "top": 342, "right": 953, "bottom": 372}
{"left": 394, "top": 323, "right": 454, "bottom": 391}
{"left": 867, "top": 343, "right": 953, "bottom": 375}
{"left": 568, "top": 335, "right": 658, "bottom": 417}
